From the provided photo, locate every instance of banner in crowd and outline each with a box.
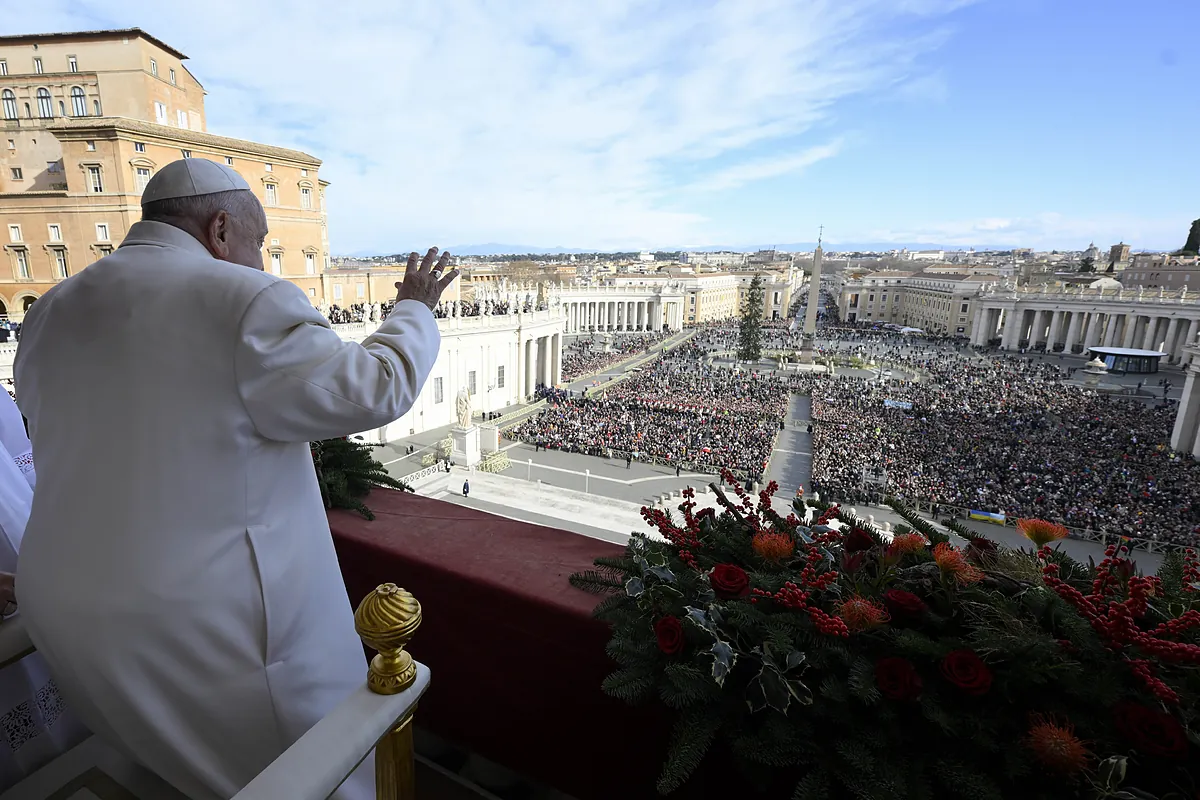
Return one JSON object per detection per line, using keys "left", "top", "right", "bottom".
{"left": 969, "top": 509, "right": 1006, "bottom": 524}
{"left": 883, "top": 399, "right": 913, "bottom": 410}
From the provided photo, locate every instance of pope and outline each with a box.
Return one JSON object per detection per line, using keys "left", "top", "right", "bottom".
{"left": 12, "top": 158, "right": 457, "bottom": 799}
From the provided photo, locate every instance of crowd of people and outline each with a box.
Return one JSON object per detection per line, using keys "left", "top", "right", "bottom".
{"left": 808, "top": 348, "right": 1200, "bottom": 547}
{"left": 320, "top": 298, "right": 547, "bottom": 325}
{"left": 518, "top": 315, "right": 1200, "bottom": 548}
{"left": 560, "top": 331, "right": 671, "bottom": 380}
{"left": 513, "top": 343, "right": 792, "bottom": 476}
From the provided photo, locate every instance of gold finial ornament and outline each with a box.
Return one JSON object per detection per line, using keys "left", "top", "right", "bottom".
{"left": 354, "top": 583, "right": 422, "bottom": 695}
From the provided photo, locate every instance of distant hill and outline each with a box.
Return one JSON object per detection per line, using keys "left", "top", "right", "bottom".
{"left": 340, "top": 241, "right": 1029, "bottom": 259}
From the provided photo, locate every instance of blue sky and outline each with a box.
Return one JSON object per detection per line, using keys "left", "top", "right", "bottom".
{"left": 9, "top": 1, "right": 1198, "bottom": 252}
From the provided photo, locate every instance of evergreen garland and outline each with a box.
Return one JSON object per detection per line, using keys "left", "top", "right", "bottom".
{"left": 310, "top": 437, "right": 412, "bottom": 520}
{"left": 572, "top": 472, "right": 1200, "bottom": 799}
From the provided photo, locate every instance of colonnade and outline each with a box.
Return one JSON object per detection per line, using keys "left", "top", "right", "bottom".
{"left": 519, "top": 332, "right": 561, "bottom": 397}
{"left": 561, "top": 298, "right": 684, "bottom": 334}
{"left": 972, "top": 302, "right": 1200, "bottom": 365}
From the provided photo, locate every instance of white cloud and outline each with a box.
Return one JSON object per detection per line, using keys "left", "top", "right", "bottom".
{"left": 8, "top": 0, "right": 971, "bottom": 251}
{"left": 863, "top": 212, "right": 1190, "bottom": 250}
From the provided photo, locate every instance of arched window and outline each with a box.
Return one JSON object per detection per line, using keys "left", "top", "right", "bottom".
{"left": 58, "top": 100, "right": 65, "bottom": 117}
{"left": 71, "top": 87, "right": 86, "bottom": 117}
{"left": 1, "top": 90, "right": 15, "bottom": 120}
{"left": 36, "top": 88, "right": 52, "bottom": 119}
{"left": 93, "top": 99, "right": 101, "bottom": 116}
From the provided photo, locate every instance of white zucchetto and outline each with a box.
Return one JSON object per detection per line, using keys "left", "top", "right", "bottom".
{"left": 141, "top": 158, "right": 252, "bottom": 205}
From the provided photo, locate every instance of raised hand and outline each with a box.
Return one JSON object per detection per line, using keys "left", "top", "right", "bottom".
{"left": 395, "top": 248, "right": 459, "bottom": 311}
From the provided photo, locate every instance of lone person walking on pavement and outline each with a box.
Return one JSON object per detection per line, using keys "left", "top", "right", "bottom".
{"left": 463, "top": 479, "right": 470, "bottom": 498}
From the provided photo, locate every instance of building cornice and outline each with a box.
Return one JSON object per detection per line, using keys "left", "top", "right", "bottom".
{"left": 48, "top": 117, "right": 322, "bottom": 167}
{"left": 0, "top": 28, "right": 188, "bottom": 60}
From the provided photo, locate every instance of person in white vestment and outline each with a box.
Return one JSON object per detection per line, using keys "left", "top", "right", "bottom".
{"left": 0, "top": 390, "right": 89, "bottom": 791}
{"left": 13, "top": 158, "right": 458, "bottom": 800}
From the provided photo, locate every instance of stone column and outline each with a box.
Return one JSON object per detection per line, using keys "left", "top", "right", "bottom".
{"left": 1045, "top": 310, "right": 1064, "bottom": 352}
{"left": 1103, "top": 314, "right": 1120, "bottom": 347}
{"left": 1063, "top": 311, "right": 1083, "bottom": 352}
{"left": 1121, "top": 313, "right": 1137, "bottom": 348}
{"left": 1173, "top": 356, "right": 1200, "bottom": 452}
{"left": 540, "top": 336, "right": 552, "bottom": 386}
{"left": 1030, "top": 310, "right": 1048, "bottom": 348}
{"left": 1142, "top": 317, "right": 1159, "bottom": 351}
{"left": 553, "top": 333, "right": 562, "bottom": 384}
{"left": 1180, "top": 319, "right": 1200, "bottom": 361}
{"left": 1085, "top": 313, "right": 1106, "bottom": 349}
{"left": 526, "top": 338, "right": 538, "bottom": 396}
{"left": 1163, "top": 317, "right": 1180, "bottom": 357}
{"left": 970, "top": 307, "right": 985, "bottom": 345}
{"left": 1000, "top": 308, "right": 1021, "bottom": 350}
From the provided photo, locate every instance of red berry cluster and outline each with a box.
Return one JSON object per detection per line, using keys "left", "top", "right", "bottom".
{"left": 750, "top": 582, "right": 849, "bottom": 637}
{"left": 1183, "top": 549, "right": 1200, "bottom": 592}
{"left": 749, "top": 516, "right": 844, "bottom": 636}
{"left": 1041, "top": 544, "right": 1200, "bottom": 705}
{"left": 640, "top": 503, "right": 700, "bottom": 570}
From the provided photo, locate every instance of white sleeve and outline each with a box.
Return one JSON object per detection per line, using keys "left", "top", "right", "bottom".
{"left": 0, "top": 391, "right": 33, "bottom": 490}
{"left": 235, "top": 281, "right": 441, "bottom": 443}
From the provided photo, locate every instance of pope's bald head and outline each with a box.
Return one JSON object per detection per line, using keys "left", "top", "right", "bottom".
{"left": 139, "top": 159, "right": 268, "bottom": 271}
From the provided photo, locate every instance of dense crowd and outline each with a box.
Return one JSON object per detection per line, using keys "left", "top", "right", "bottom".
{"left": 519, "top": 315, "right": 1200, "bottom": 547}
{"left": 513, "top": 344, "right": 791, "bottom": 475}
{"left": 560, "top": 332, "right": 670, "bottom": 380}
{"left": 807, "top": 346, "right": 1200, "bottom": 547}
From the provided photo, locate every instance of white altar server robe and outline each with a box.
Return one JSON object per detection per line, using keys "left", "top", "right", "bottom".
{"left": 12, "top": 220, "right": 440, "bottom": 800}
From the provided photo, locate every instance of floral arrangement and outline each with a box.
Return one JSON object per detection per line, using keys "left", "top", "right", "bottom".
{"left": 570, "top": 472, "right": 1200, "bottom": 800}
{"left": 310, "top": 437, "right": 411, "bottom": 519}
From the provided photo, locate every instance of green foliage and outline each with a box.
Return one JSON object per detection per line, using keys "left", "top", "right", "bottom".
{"left": 737, "top": 275, "right": 766, "bottom": 362}
{"left": 310, "top": 437, "right": 411, "bottom": 520}
{"left": 573, "top": 478, "right": 1200, "bottom": 798}
{"left": 1177, "top": 218, "right": 1200, "bottom": 256}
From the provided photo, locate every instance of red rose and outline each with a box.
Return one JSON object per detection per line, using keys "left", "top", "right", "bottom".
{"left": 654, "top": 616, "right": 684, "bottom": 655}
{"left": 1114, "top": 702, "right": 1187, "bottom": 759}
{"left": 710, "top": 564, "right": 750, "bottom": 599}
{"left": 883, "top": 589, "right": 927, "bottom": 618}
{"left": 940, "top": 650, "right": 992, "bottom": 695}
{"left": 876, "top": 657, "right": 922, "bottom": 701}
{"left": 844, "top": 527, "right": 876, "bottom": 553}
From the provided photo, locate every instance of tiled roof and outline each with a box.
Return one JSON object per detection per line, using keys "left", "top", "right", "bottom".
{"left": 49, "top": 117, "right": 321, "bottom": 166}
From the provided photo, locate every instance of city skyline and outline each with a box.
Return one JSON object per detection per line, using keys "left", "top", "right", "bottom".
{"left": 7, "top": 1, "right": 1198, "bottom": 254}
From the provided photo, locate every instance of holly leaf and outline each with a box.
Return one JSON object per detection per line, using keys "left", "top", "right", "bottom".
{"left": 788, "top": 676, "right": 813, "bottom": 706}
{"left": 648, "top": 565, "right": 677, "bottom": 583}
{"left": 684, "top": 606, "right": 718, "bottom": 638}
{"left": 786, "top": 650, "right": 806, "bottom": 671}
{"left": 794, "top": 526, "right": 813, "bottom": 544}
{"left": 1096, "top": 757, "right": 1127, "bottom": 791}
{"left": 645, "top": 549, "right": 668, "bottom": 568}
{"left": 653, "top": 584, "right": 684, "bottom": 601}
{"left": 710, "top": 640, "right": 737, "bottom": 687}
{"left": 759, "top": 665, "right": 791, "bottom": 713}
{"left": 625, "top": 576, "right": 645, "bottom": 598}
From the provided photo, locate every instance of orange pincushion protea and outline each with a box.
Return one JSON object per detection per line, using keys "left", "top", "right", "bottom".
{"left": 1025, "top": 715, "right": 1090, "bottom": 774}
{"left": 837, "top": 596, "right": 890, "bottom": 632}
{"left": 933, "top": 542, "right": 984, "bottom": 585}
{"left": 888, "top": 533, "right": 927, "bottom": 555}
{"left": 1017, "top": 519, "right": 1070, "bottom": 547}
{"left": 751, "top": 530, "right": 795, "bottom": 563}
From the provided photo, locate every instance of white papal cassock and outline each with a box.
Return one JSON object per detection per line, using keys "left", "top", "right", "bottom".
{"left": 13, "top": 220, "right": 440, "bottom": 800}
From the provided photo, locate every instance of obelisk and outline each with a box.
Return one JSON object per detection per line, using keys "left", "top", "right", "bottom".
{"left": 799, "top": 230, "right": 824, "bottom": 363}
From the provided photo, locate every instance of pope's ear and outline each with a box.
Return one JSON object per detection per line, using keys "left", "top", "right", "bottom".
{"left": 206, "top": 211, "right": 231, "bottom": 257}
